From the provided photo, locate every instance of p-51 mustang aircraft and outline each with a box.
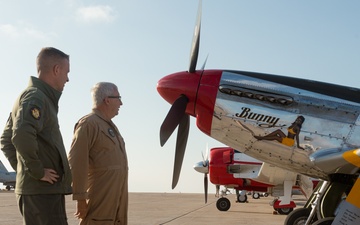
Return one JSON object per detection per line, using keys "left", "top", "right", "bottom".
{"left": 158, "top": 1, "right": 360, "bottom": 224}
{"left": 0, "top": 160, "right": 16, "bottom": 190}
{"left": 193, "top": 147, "right": 316, "bottom": 215}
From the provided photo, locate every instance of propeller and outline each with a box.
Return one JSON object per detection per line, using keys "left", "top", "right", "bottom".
{"left": 159, "top": 0, "right": 203, "bottom": 190}
{"left": 194, "top": 145, "right": 209, "bottom": 203}
{"left": 160, "top": 95, "right": 190, "bottom": 189}
{"left": 202, "top": 147, "right": 209, "bottom": 203}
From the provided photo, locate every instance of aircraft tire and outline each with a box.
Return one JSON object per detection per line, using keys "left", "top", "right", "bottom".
{"left": 284, "top": 208, "right": 312, "bottom": 225}
{"left": 216, "top": 198, "right": 231, "bottom": 211}
{"left": 276, "top": 207, "right": 293, "bottom": 215}
{"left": 311, "top": 217, "right": 334, "bottom": 225}
{"left": 252, "top": 192, "right": 260, "bottom": 199}
{"left": 237, "top": 194, "right": 247, "bottom": 203}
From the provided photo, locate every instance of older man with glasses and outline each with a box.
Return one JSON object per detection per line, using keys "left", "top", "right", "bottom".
{"left": 68, "top": 82, "right": 128, "bottom": 225}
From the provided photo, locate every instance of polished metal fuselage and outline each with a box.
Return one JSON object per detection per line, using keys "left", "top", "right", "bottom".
{"left": 210, "top": 71, "right": 360, "bottom": 180}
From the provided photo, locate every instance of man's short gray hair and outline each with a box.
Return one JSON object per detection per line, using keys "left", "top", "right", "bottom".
{"left": 91, "top": 82, "right": 118, "bottom": 108}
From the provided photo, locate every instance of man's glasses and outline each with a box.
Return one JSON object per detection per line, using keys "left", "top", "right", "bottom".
{"left": 108, "top": 96, "right": 122, "bottom": 100}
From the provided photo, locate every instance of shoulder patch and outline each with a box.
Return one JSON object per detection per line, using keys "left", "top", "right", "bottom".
{"left": 30, "top": 107, "right": 41, "bottom": 120}
{"left": 108, "top": 128, "right": 115, "bottom": 137}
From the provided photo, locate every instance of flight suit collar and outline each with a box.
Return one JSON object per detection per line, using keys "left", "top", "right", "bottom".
{"left": 29, "top": 76, "right": 62, "bottom": 108}
{"left": 92, "top": 109, "right": 108, "bottom": 122}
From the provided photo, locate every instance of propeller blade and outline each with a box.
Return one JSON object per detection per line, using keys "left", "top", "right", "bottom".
{"left": 160, "top": 95, "right": 189, "bottom": 146}
{"left": 172, "top": 114, "right": 190, "bottom": 189}
{"left": 188, "top": 0, "right": 202, "bottom": 73}
{"left": 205, "top": 143, "right": 209, "bottom": 164}
{"left": 204, "top": 173, "right": 208, "bottom": 203}
{"left": 201, "top": 151, "right": 206, "bottom": 166}
{"left": 200, "top": 54, "right": 208, "bottom": 71}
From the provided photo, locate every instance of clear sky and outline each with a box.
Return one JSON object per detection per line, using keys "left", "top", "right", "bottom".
{"left": 0, "top": 0, "right": 359, "bottom": 194}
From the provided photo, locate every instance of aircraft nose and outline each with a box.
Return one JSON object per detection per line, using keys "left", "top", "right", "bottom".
{"left": 193, "top": 161, "right": 209, "bottom": 174}
{"left": 157, "top": 71, "right": 202, "bottom": 116}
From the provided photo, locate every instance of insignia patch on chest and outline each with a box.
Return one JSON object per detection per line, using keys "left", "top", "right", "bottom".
{"left": 30, "top": 107, "right": 41, "bottom": 120}
{"left": 108, "top": 128, "right": 115, "bottom": 137}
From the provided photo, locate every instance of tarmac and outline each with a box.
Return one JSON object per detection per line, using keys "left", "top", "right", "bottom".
{"left": 0, "top": 191, "right": 307, "bottom": 225}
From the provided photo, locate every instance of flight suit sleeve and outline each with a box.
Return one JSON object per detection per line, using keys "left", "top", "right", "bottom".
{"left": 68, "top": 120, "right": 96, "bottom": 200}
{"left": 0, "top": 113, "right": 18, "bottom": 171}
{"left": 11, "top": 97, "right": 45, "bottom": 180}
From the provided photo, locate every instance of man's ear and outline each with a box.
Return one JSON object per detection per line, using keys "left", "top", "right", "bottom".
{"left": 103, "top": 97, "right": 110, "bottom": 105}
{"left": 53, "top": 64, "right": 60, "bottom": 76}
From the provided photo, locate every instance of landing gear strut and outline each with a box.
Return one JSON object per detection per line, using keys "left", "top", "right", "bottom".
{"left": 215, "top": 187, "right": 232, "bottom": 211}
{"left": 215, "top": 188, "right": 247, "bottom": 211}
{"left": 284, "top": 174, "right": 355, "bottom": 225}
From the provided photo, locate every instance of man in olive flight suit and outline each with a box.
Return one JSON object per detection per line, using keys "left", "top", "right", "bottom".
{"left": 0, "top": 47, "right": 72, "bottom": 225}
{"left": 69, "top": 82, "right": 128, "bottom": 225}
